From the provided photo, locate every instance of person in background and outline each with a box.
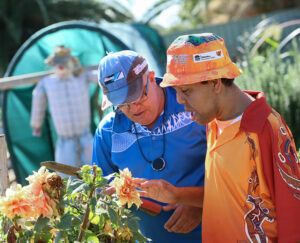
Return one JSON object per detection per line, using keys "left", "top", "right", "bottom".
{"left": 135, "top": 33, "right": 300, "bottom": 242}
{"left": 92, "top": 50, "right": 207, "bottom": 242}
{"left": 31, "top": 45, "right": 97, "bottom": 171}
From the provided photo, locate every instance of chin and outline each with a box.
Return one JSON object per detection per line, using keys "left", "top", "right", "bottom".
{"left": 196, "top": 120, "right": 206, "bottom": 126}
{"left": 195, "top": 116, "right": 210, "bottom": 126}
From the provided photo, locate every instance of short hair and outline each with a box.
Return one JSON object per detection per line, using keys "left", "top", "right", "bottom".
{"left": 200, "top": 78, "right": 234, "bottom": 86}
{"left": 221, "top": 78, "right": 234, "bottom": 86}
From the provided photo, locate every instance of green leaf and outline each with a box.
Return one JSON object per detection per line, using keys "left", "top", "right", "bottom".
{"left": 24, "top": 221, "right": 34, "bottom": 227}
{"left": 95, "top": 166, "right": 103, "bottom": 177}
{"left": 72, "top": 182, "right": 91, "bottom": 194}
{"left": 108, "top": 207, "right": 118, "bottom": 225}
{"left": 33, "top": 216, "right": 50, "bottom": 232}
{"left": 83, "top": 229, "right": 99, "bottom": 243}
{"left": 127, "top": 219, "right": 139, "bottom": 231}
{"left": 131, "top": 216, "right": 141, "bottom": 221}
{"left": 33, "top": 231, "right": 53, "bottom": 242}
{"left": 72, "top": 215, "right": 82, "bottom": 227}
{"left": 40, "top": 231, "right": 53, "bottom": 242}
{"left": 66, "top": 180, "right": 85, "bottom": 194}
{"left": 265, "top": 37, "right": 279, "bottom": 49}
{"left": 23, "top": 230, "right": 34, "bottom": 238}
{"left": 87, "top": 235, "right": 100, "bottom": 243}
{"left": 54, "top": 231, "right": 65, "bottom": 243}
{"left": 56, "top": 214, "right": 73, "bottom": 230}
{"left": 95, "top": 178, "right": 108, "bottom": 188}
{"left": 132, "top": 230, "right": 151, "bottom": 243}
{"left": 19, "top": 238, "right": 29, "bottom": 243}
{"left": 83, "top": 173, "right": 94, "bottom": 184}
{"left": 110, "top": 201, "right": 119, "bottom": 207}
{"left": 81, "top": 165, "right": 92, "bottom": 174}
{"left": 99, "top": 214, "right": 106, "bottom": 228}
{"left": 91, "top": 215, "right": 100, "bottom": 224}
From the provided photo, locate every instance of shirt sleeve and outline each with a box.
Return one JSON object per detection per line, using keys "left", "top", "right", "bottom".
{"left": 85, "top": 69, "right": 98, "bottom": 84}
{"left": 260, "top": 112, "right": 300, "bottom": 243}
{"left": 30, "top": 80, "right": 47, "bottom": 129}
{"left": 92, "top": 117, "right": 119, "bottom": 176}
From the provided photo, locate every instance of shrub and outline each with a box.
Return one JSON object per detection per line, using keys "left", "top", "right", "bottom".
{"left": 236, "top": 44, "right": 300, "bottom": 148}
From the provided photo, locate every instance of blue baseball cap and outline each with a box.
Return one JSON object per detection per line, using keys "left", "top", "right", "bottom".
{"left": 98, "top": 50, "right": 148, "bottom": 110}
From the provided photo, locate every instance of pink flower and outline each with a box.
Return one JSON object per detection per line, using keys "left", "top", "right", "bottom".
{"left": 111, "top": 168, "right": 142, "bottom": 208}
{"left": 26, "top": 167, "right": 60, "bottom": 219}
{"left": 0, "top": 167, "right": 62, "bottom": 220}
{"left": 0, "top": 184, "right": 33, "bottom": 219}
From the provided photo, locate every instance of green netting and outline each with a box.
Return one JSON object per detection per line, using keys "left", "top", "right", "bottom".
{"left": 3, "top": 20, "right": 166, "bottom": 185}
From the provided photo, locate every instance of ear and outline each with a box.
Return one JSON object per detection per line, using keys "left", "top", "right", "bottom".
{"left": 212, "top": 78, "right": 222, "bottom": 94}
{"left": 148, "top": 71, "right": 155, "bottom": 82}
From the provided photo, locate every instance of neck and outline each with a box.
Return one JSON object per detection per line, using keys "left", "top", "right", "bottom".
{"left": 217, "top": 84, "right": 254, "bottom": 121}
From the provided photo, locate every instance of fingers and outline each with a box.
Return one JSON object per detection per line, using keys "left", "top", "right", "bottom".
{"left": 163, "top": 204, "right": 178, "bottom": 212}
{"left": 134, "top": 178, "right": 152, "bottom": 191}
{"left": 133, "top": 178, "right": 148, "bottom": 185}
{"left": 101, "top": 186, "right": 116, "bottom": 196}
{"left": 138, "top": 191, "right": 149, "bottom": 198}
{"left": 164, "top": 205, "right": 202, "bottom": 234}
{"left": 164, "top": 206, "right": 181, "bottom": 232}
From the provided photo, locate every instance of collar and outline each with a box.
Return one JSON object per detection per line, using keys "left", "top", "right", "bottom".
{"left": 112, "top": 77, "right": 185, "bottom": 133}
{"left": 240, "top": 91, "right": 273, "bottom": 133}
{"left": 53, "top": 73, "right": 75, "bottom": 80}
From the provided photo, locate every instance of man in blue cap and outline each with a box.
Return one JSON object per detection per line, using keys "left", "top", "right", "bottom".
{"left": 92, "top": 50, "right": 207, "bottom": 242}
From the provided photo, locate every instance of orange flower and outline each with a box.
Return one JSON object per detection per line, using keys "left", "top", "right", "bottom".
{"left": 26, "top": 166, "right": 55, "bottom": 195}
{"left": 26, "top": 167, "right": 60, "bottom": 219}
{"left": 0, "top": 184, "right": 33, "bottom": 219}
{"left": 0, "top": 167, "right": 61, "bottom": 220}
{"left": 110, "top": 168, "right": 142, "bottom": 208}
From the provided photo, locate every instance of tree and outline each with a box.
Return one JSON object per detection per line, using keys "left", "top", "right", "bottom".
{"left": 0, "top": 0, "right": 134, "bottom": 76}
{"left": 143, "top": 0, "right": 300, "bottom": 32}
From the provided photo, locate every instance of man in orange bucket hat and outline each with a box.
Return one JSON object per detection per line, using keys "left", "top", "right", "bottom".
{"left": 135, "top": 33, "right": 300, "bottom": 242}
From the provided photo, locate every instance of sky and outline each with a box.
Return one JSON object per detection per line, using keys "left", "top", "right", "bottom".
{"left": 117, "top": 0, "right": 180, "bottom": 28}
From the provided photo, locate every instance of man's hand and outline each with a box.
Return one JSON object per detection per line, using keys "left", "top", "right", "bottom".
{"left": 134, "top": 178, "right": 178, "bottom": 204}
{"left": 163, "top": 204, "right": 202, "bottom": 233}
{"left": 101, "top": 186, "right": 116, "bottom": 196}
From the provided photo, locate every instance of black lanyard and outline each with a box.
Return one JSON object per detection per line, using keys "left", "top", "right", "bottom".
{"left": 133, "top": 90, "right": 166, "bottom": 171}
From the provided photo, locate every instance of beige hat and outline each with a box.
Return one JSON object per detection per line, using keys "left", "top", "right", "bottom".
{"left": 45, "top": 45, "right": 73, "bottom": 66}
{"left": 45, "top": 45, "right": 83, "bottom": 75}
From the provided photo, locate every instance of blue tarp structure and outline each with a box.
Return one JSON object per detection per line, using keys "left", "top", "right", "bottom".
{"left": 2, "top": 21, "right": 166, "bottom": 184}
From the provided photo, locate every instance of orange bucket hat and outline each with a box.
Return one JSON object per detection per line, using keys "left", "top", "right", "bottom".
{"left": 160, "top": 33, "right": 242, "bottom": 87}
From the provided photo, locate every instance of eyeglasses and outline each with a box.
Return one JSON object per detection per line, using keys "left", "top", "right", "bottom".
{"left": 117, "top": 76, "right": 149, "bottom": 110}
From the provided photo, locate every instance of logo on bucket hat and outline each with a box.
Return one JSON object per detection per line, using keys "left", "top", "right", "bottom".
{"left": 160, "top": 33, "right": 242, "bottom": 87}
{"left": 98, "top": 50, "right": 148, "bottom": 110}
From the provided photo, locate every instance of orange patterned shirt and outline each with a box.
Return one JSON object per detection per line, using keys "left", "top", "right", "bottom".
{"left": 202, "top": 91, "right": 300, "bottom": 243}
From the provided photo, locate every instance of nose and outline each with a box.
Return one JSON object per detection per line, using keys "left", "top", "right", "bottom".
{"left": 128, "top": 102, "right": 141, "bottom": 112}
{"left": 58, "top": 65, "right": 64, "bottom": 70}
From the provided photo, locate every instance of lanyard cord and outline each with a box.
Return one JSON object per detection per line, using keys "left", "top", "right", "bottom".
{"left": 133, "top": 89, "right": 166, "bottom": 163}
